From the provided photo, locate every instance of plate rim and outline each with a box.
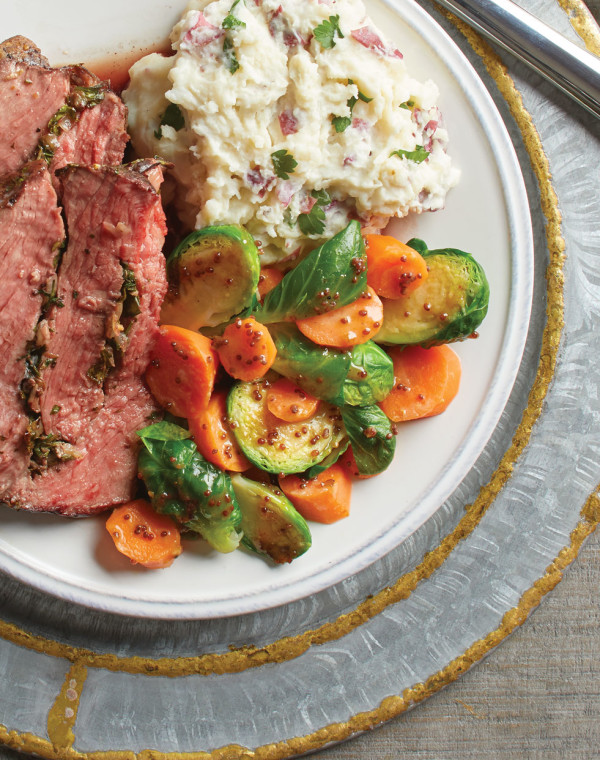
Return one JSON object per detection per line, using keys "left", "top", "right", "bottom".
{"left": 0, "top": 0, "right": 534, "bottom": 619}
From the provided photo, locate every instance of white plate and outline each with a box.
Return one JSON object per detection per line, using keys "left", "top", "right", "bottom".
{"left": 0, "top": 0, "right": 532, "bottom": 618}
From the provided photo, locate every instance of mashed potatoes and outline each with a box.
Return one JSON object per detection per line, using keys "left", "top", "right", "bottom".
{"left": 124, "top": 0, "right": 459, "bottom": 262}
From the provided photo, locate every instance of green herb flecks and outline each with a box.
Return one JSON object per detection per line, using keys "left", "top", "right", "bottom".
{"left": 223, "top": 36, "right": 240, "bottom": 74}
{"left": 154, "top": 103, "right": 185, "bottom": 140}
{"left": 25, "top": 417, "right": 81, "bottom": 475}
{"left": 37, "top": 279, "right": 64, "bottom": 311}
{"left": 314, "top": 15, "right": 344, "bottom": 49}
{"left": 297, "top": 189, "right": 331, "bottom": 236}
{"left": 271, "top": 149, "right": 297, "bottom": 180}
{"left": 332, "top": 81, "right": 373, "bottom": 133}
{"left": 87, "top": 263, "right": 140, "bottom": 385}
{"left": 399, "top": 99, "right": 415, "bottom": 110}
{"left": 222, "top": 0, "right": 246, "bottom": 29}
{"left": 390, "top": 145, "right": 430, "bottom": 163}
{"left": 87, "top": 345, "right": 116, "bottom": 387}
{"left": 37, "top": 84, "right": 106, "bottom": 165}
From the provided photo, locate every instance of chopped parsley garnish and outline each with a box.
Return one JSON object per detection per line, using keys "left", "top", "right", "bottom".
{"left": 399, "top": 99, "right": 416, "bottom": 110}
{"left": 50, "top": 405, "right": 61, "bottom": 415}
{"left": 223, "top": 36, "right": 240, "bottom": 74}
{"left": 223, "top": 0, "right": 246, "bottom": 29}
{"left": 313, "top": 15, "right": 344, "bottom": 49}
{"left": 390, "top": 146, "right": 429, "bottom": 163}
{"left": 271, "top": 149, "right": 298, "bottom": 180}
{"left": 154, "top": 103, "right": 185, "bottom": 140}
{"left": 332, "top": 81, "right": 373, "bottom": 133}
{"left": 297, "top": 189, "right": 331, "bottom": 236}
{"left": 310, "top": 188, "right": 331, "bottom": 206}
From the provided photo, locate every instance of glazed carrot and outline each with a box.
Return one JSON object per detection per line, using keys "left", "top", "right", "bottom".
{"left": 379, "top": 344, "right": 461, "bottom": 422}
{"left": 338, "top": 446, "right": 376, "bottom": 480}
{"left": 278, "top": 462, "right": 352, "bottom": 524}
{"left": 188, "top": 389, "right": 251, "bottom": 472}
{"left": 296, "top": 287, "right": 384, "bottom": 349}
{"left": 106, "top": 499, "right": 182, "bottom": 569}
{"left": 266, "top": 378, "right": 320, "bottom": 422}
{"left": 145, "top": 324, "right": 219, "bottom": 418}
{"left": 215, "top": 316, "right": 277, "bottom": 381}
{"left": 258, "top": 267, "right": 284, "bottom": 300}
{"left": 364, "top": 234, "right": 429, "bottom": 298}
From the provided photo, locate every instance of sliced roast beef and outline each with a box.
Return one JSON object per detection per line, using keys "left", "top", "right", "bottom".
{"left": 44, "top": 65, "right": 128, "bottom": 186}
{"left": 0, "top": 161, "right": 65, "bottom": 492}
{"left": 0, "top": 37, "right": 128, "bottom": 183}
{"left": 9, "top": 162, "right": 168, "bottom": 515}
{"left": 0, "top": 39, "right": 71, "bottom": 177}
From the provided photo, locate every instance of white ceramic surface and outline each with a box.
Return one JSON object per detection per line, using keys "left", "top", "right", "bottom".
{"left": 0, "top": 0, "right": 533, "bottom": 618}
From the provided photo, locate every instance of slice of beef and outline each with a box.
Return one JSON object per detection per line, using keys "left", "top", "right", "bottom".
{"left": 0, "top": 161, "right": 65, "bottom": 492}
{"left": 45, "top": 66, "right": 128, "bottom": 185}
{"left": 0, "top": 41, "right": 70, "bottom": 177}
{"left": 9, "top": 162, "right": 168, "bottom": 515}
{"left": 0, "top": 37, "right": 128, "bottom": 183}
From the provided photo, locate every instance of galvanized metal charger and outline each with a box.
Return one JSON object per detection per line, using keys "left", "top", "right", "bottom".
{"left": 1, "top": 0, "right": 599, "bottom": 757}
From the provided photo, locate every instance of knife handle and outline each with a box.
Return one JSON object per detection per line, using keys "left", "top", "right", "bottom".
{"left": 432, "top": 0, "right": 600, "bottom": 119}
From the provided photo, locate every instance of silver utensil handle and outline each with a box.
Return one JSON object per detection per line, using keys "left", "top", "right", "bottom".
{"left": 432, "top": 0, "right": 600, "bottom": 119}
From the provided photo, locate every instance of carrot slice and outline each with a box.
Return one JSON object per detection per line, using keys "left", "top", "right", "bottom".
{"left": 258, "top": 267, "right": 284, "bottom": 300}
{"left": 296, "top": 287, "right": 384, "bottom": 349}
{"left": 188, "top": 389, "right": 251, "bottom": 472}
{"left": 106, "top": 499, "right": 182, "bottom": 569}
{"left": 278, "top": 463, "right": 352, "bottom": 524}
{"left": 379, "top": 344, "right": 461, "bottom": 422}
{"left": 266, "top": 378, "right": 320, "bottom": 422}
{"left": 364, "top": 234, "right": 429, "bottom": 298}
{"left": 337, "top": 446, "right": 376, "bottom": 480}
{"left": 145, "top": 325, "right": 219, "bottom": 418}
{"left": 215, "top": 317, "right": 277, "bottom": 381}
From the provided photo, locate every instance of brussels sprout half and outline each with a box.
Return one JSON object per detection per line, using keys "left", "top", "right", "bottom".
{"left": 160, "top": 224, "right": 260, "bottom": 331}
{"left": 227, "top": 379, "right": 346, "bottom": 474}
{"left": 375, "top": 239, "right": 489, "bottom": 347}
{"left": 231, "top": 474, "right": 312, "bottom": 564}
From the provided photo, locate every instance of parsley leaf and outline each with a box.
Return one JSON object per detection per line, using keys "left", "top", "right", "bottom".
{"left": 271, "top": 149, "right": 298, "bottom": 179}
{"left": 223, "top": 0, "right": 246, "bottom": 29}
{"left": 297, "top": 189, "right": 331, "bottom": 235}
{"left": 331, "top": 82, "right": 373, "bottom": 133}
{"left": 390, "top": 146, "right": 429, "bottom": 163}
{"left": 298, "top": 204, "right": 326, "bottom": 235}
{"left": 332, "top": 114, "right": 352, "bottom": 133}
{"left": 153, "top": 103, "right": 185, "bottom": 140}
{"left": 399, "top": 99, "right": 415, "bottom": 110}
{"left": 348, "top": 80, "right": 373, "bottom": 103}
{"left": 311, "top": 188, "right": 331, "bottom": 205}
{"left": 313, "top": 15, "right": 344, "bottom": 49}
{"left": 223, "top": 36, "right": 240, "bottom": 74}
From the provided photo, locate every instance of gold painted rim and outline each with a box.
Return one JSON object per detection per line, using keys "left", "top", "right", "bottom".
{"left": 4, "top": 490, "right": 598, "bottom": 760}
{"left": 0, "top": 3, "right": 590, "bottom": 758}
{"left": 557, "top": 0, "right": 600, "bottom": 55}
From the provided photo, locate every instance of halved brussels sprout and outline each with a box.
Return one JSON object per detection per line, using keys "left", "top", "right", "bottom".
{"left": 375, "top": 239, "right": 489, "bottom": 347}
{"left": 227, "top": 379, "right": 346, "bottom": 474}
{"left": 160, "top": 224, "right": 260, "bottom": 331}
{"left": 231, "top": 474, "right": 311, "bottom": 564}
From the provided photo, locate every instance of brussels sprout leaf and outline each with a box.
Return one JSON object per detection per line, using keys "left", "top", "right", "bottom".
{"left": 341, "top": 405, "right": 396, "bottom": 476}
{"left": 256, "top": 220, "right": 366, "bottom": 323}
{"left": 343, "top": 342, "right": 394, "bottom": 406}
{"left": 137, "top": 422, "right": 242, "bottom": 553}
